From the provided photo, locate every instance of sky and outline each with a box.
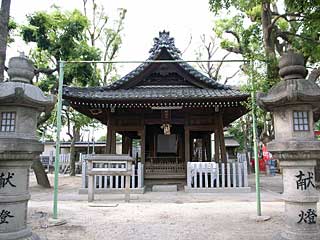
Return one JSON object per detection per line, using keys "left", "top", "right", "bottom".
{"left": 8, "top": 0, "right": 244, "bottom": 141}
{"left": 9, "top": 0, "right": 244, "bottom": 84}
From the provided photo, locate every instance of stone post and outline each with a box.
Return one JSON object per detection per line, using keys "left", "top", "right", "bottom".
{"left": 258, "top": 50, "right": 320, "bottom": 240}
{"left": 0, "top": 53, "right": 54, "bottom": 240}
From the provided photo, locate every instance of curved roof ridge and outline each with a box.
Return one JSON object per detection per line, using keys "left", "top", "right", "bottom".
{"left": 104, "top": 31, "right": 232, "bottom": 90}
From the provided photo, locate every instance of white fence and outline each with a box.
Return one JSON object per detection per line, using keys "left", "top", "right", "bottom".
{"left": 40, "top": 152, "right": 70, "bottom": 174}
{"left": 79, "top": 154, "right": 145, "bottom": 194}
{"left": 185, "top": 161, "right": 250, "bottom": 193}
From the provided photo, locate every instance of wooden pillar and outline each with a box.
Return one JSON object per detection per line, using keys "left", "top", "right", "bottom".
{"left": 178, "top": 134, "right": 183, "bottom": 162}
{"left": 218, "top": 113, "right": 227, "bottom": 163}
{"left": 122, "top": 135, "right": 130, "bottom": 154}
{"left": 140, "top": 127, "right": 146, "bottom": 164}
{"left": 153, "top": 133, "right": 157, "bottom": 158}
{"left": 106, "top": 126, "right": 112, "bottom": 154}
{"left": 205, "top": 133, "right": 212, "bottom": 162}
{"left": 129, "top": 138, "right": 133, "bottom": 157}
{"left": 214, "top": 128, "right": 220, "bottom": 162}
{"left": 202, "top": 136, "right": 206, "bottom": 162}
{"left": 111, "top": 129, "right": 116, "bottom": 154}
{"left": 184, "top": 127, "right": 190, "bottom": 162}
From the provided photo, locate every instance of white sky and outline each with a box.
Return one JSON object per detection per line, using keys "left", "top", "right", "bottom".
{"left": 9, "top": 0, "right": 245, "bottom": 141}
{"left": 9, "top": 0, "right": 244, "bottom": 83}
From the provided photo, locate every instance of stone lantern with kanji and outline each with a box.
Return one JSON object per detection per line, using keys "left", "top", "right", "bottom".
{"left": 258, "top": 50, "right": 320, "bottom": 240}
{"left": 0, "top": 53, "right": 54, "bottom": 240}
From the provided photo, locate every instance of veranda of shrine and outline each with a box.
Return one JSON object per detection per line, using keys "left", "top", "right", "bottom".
{"left": 63, "top": 31, "right": 249, "bottom": 183}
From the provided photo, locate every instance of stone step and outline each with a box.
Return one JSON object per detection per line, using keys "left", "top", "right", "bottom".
{"left": 152, "top": 184, "right": 178, "bottom": 192}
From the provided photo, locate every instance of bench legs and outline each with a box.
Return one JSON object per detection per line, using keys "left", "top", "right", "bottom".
{"left": 88, "top": 175, "right": 94, "bottom": 202}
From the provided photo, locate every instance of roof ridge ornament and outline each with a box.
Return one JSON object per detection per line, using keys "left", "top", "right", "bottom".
{"left": 149, "top": 30, "right": 181, "bottom": 56}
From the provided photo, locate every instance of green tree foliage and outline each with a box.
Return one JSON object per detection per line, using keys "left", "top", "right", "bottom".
{"left": 20, "top": 6, "right": 125, "bottom": 175}
{"left": 21, "top": 7, "right": 101, "bottom": 90}
{"left": 209, "top": 0, "right": 320, "bottom": 151}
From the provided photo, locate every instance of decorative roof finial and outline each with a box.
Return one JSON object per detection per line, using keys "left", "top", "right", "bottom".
{"left": 149, "top": 30, "right": 181, "bottom": 56}
{"left": 279, "top": 50, "right": 307, "bottom": 80}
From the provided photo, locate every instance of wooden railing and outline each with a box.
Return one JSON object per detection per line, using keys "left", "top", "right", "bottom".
{"left": 185, "top": 161, "right": 250, "bottom": 193}
{"left": 145, "top": 157, "right": 185, "bottom": 175}
{"left": 80, "top": 154, "right": 144, "bottom": 191}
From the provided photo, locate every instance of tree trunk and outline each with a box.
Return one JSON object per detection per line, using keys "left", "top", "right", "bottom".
{"left": 261, "top": 1, "right": 277, "bottom": 82}
{"left": 70, "top": 126, "right": 80, "bottom": 176}
{"left": 0, "top": 0, "right": 11, "bottom": 82}
{"left": 31, "top": 156, "right": 51, "bottom": 188}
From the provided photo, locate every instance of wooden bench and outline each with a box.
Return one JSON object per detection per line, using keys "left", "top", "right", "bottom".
{"left": 86, "top": 154, "right": 133, "bottom": 202}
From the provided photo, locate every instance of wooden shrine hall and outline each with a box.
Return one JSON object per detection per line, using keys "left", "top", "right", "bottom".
{"left": 63, "top": 31, "right": 249, "bottom": 180}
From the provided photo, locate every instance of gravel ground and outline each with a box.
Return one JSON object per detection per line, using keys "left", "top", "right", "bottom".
{"left": 26, "top": 173, "right": 318, "bottom": 240}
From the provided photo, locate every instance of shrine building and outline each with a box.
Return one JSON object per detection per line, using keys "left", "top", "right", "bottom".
{"left": 63, "top": 31, "right": 249, "bottom": 181}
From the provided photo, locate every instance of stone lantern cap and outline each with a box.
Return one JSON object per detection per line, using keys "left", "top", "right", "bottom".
{"left": 0, "top": 53, "right": 55, "bottom": 112}
{"left": 257, "top": 50, "right": 320, "bottom": 112}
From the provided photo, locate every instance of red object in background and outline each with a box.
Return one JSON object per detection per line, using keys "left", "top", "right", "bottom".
{"left": 250, "top": 158, "right": 266, "bottom": 172}
{"left": 315, "top": 130, "right": 320, "bottom": 136}
{"left": 259, "top": 158, "right": 266, "bottom": 171}
{"left": 262, "top": 145, "right": 270, "bottom": 161}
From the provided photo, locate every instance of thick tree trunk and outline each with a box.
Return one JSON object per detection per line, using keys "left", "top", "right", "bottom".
{"left": 70, "top": 126, "right": 80, "bottom": 176}
{"left": 0, "top": 0, "right": 11, "bottom": 82}
{"left": 31, "top": 156, "right": 51, "bottom": 188}
{"left": 261, "top": 1, "right": 278, "bottom": 82}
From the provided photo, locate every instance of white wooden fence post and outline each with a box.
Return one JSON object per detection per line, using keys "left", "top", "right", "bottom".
{"left": 199, "top": 164, "right": 203, "bottom": 188}
{"left": 121, "top": 164, "right": 125, "bottom": 188}
{"left": 81, "top": 153, "right": 86, "bottom": 188}
{"left": 104, "top": 175, "right": 108, "bottom": 189}
{"left": 88, "top": 160, "right": 94, "bottom": 202}
{"left": 243, "top": 161, "right": 248, "bottom": 187}
{"left": 138, "top": 162, "right": 142, "bottom": 188}
{"left": 110, "top": 174, "right": 114, "bottom": 189}
{"left": 204, "top": 163, "right": 209, "bottom": 188}
{"left": 210, "top": 163, "right": 215, "bottom": 188}
{"left": 194, "top": 164, "right": 198, "bottom": 188}
{"left": 221, "top": 163, "right": 225, "bottom": 188}
{"left": 131, "top": 164, "right": 135, "bottom": 189}
{"left": 187, "top": 162, "right": 191, "bottom": 188}
{"left": 232, "top": 162, "right": 236, "bottom": 188}
{"left": 238, "top": 162, "right": 243, "bottom": 187}
{"left": 216, "top": 163, "right": 220, "bottom": 188}
{"left": 227, "top": 163, "right": 231, "bottom": 188}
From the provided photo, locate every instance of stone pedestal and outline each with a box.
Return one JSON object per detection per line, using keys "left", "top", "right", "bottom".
{"left": 258, "top": 50, "right": 320, "bottom": 240}
{"left": 0, "top": 54, "right": 54, "bottom": 240}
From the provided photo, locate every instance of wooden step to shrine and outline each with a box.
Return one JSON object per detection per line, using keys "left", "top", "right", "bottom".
{"left": 152, "top": 184, "right": 178, "bottom": 192}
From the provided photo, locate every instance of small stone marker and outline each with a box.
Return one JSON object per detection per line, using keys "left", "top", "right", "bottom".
{"left": 258, "top": 50, "right": 320, "bottom": 240}
{"left": 0, "top": 53, "right": 54, "bottom": 240}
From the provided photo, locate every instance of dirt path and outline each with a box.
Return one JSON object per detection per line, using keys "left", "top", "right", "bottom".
{"left": 26, "top": 174, "right": 304, "bottom": 240}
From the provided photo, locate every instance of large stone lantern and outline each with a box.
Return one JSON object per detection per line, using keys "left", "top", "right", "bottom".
{"left": 258, "top": 50, "right": 320, "bottom": 240}
{"left": 0, "top": 53, "right": 54, "bottom": 240}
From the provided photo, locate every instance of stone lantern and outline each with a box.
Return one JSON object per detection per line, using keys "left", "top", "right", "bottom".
{"left": 258, "top": 50, "right": 320, "bottom": 240}
{"left": 0, "top": 53, "right": 54, "bottom": 240}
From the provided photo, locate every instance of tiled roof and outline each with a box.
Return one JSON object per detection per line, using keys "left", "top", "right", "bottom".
{"left": 64, "top": 85, "right": 247, "bottom": 101}
{"left": 101, "top": 30, "right": 230, "bottom": 90}
{"left": 63, "top": 31, "right": 247, "bottom": 102}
